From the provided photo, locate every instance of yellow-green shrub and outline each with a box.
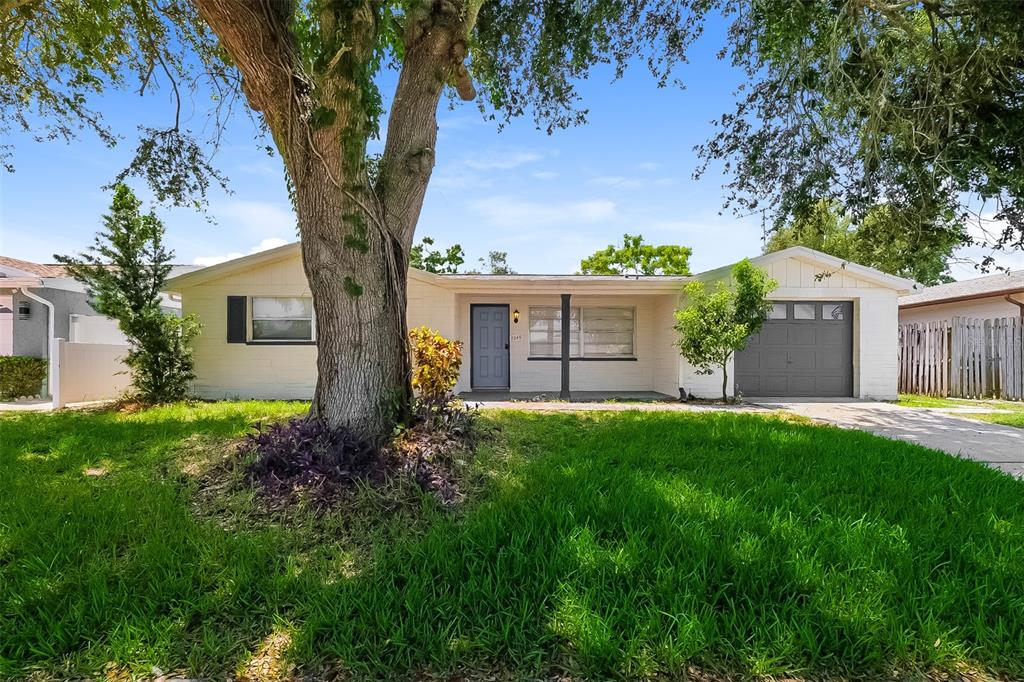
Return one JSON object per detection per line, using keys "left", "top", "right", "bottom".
{"left": 409, "top": 326, "right": 463, "bottom": 401}
{"left": 0, "top": 356, "right": 47, "bottom": 400}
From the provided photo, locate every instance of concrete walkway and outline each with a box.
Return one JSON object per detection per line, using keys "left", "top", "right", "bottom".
{"left": 752, "top": 399, "right": 1024, "bottom": 478}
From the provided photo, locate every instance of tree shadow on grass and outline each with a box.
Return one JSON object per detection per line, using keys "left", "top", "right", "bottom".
{"left": 284, "top": 411, "right": 1024, "bottom": 678}
{"left": 2, "top": 406, "right": 1023, "bottom": 679}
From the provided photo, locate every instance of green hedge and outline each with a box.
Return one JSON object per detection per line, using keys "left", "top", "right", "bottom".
{"left": 0, "top": 356, "right": 47, "bottom": 400}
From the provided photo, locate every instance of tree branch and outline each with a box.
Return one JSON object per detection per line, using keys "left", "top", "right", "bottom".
{"left": 191, "top": 0, "right": 308, "bottom": 172}
{"left": 378, "top": 0, "right": 481, "bottom": 245}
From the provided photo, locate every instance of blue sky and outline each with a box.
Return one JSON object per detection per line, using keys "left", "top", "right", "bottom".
{"left": 1, "top": 17, "right": 1019, "bottom": 278}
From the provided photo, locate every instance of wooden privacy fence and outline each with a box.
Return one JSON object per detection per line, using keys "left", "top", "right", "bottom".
{"left": 899, "top": 316, "right": 1024, "bottom": 400}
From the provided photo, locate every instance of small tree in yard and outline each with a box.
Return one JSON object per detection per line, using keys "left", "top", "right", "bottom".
{"left": 674, "top": 260, "right": 776, "bottom": 402}
{"left": 55, "top": 184, "right": 200, "bottom": 404}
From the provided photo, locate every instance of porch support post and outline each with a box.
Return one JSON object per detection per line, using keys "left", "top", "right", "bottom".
{"left": 560, "top": 293, "right": 571, "bottom": 400}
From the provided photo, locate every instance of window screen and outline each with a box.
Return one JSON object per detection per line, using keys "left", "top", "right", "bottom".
{"left": 528, "top": 306, "right": 579, "bottom": 357}
{"left": 529, "top": 306, "right": 634, "bottom": 357}
{"left": 251, "top": 297, "right": 314, "bottom": 341}
{"left": 581, "top": 307, "right": 634, "bottom": 356}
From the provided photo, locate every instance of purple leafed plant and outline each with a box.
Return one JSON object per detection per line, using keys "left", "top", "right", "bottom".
{"left": 242, "top": 417, "right": 378, "bottom": 495}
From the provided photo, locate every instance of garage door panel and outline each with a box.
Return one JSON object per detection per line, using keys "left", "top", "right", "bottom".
{"left": 761, "top": 325, "right": 789, "bottom": 345}
{"left": 789, "top": 376, "right": 817, "bottom": 395}
{"left": 789, "top": 326, "right": 817, "bottom": 345}
{"left": 819, "top": 326, "right": 845, "bottom": 346}
{"left": 816, "top": 376, "right": 846, "bottom": 395}
{"left": 763, "top": 375, "right": 790, "bottom": 394}
{"left": 762, "top": 349, "right": 788, "bottom": 370}
{"left": 819, "top": 351, "right": 847, "bottom": 370}
{"left": 735, "top": 374, "right": 761, "bottom": 394}
{"left": 789, "top": 351, "right": 815, "bottom": 371}
{"left": 735, "top": 301, "right": 852, "bottom": 397}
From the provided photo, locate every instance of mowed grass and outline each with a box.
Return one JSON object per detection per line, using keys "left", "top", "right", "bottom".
{"left": 898, "top": 393, "right": 1024, "bottom": 428}
{"left": 2, "top": 403, "right": 1024, "bottom": 679}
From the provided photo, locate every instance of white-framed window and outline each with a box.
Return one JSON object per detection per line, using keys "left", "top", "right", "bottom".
{"left": 529, "top": 306, "right": 579, "bottom": 357}
{"left": 529, "top": 305, "right": 635, "bottom": 358}
{"left": 251, "top": 296, "right": 315, "bottom": 342}
{"left": 793, "top": 303, "right": 816, "bottom": 320}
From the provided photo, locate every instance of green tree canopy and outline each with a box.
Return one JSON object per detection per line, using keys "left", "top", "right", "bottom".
{"left": 580, "top": 234, "right": 692, "bottom": 276}
{"left": 765, "top": 200, "right": 962, "bottom": 285}
{"left": 674, "top": 259, "right": 776, "bottom": 402}
{"left": 481, "top": 251, "right": 514, "bottom": 275}
{"left": 690, "top": 0, "right": 1024, "bottom": 270}
{"left": 409, "top": 236, "right": 465, "bottom": 274}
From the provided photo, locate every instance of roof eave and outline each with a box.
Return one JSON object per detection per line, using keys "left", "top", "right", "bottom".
{"left": 899, "top": 286, "right": 1024, "bottom": 309}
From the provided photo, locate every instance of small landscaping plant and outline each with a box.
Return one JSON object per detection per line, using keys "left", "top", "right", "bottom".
{"left": 409, "top": 325, "right": 463, "bottom": 403}
{"left": 0, "top": 356, "right": 47, "bottom": 400}
{"left": 239, "top": 331, "right": 477, "bottom": 508}
{"left": 241, "top": 416, "right": 379, "bottom": 502}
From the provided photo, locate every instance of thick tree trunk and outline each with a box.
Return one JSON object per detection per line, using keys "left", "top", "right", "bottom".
{"left": 193, "top": 0, "right": 479, "bottom": 442}
{"left": 298, "top": 200, "right": 413, "bottom": 442}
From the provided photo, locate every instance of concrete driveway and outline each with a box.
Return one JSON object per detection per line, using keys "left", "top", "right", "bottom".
{"left": 752, "top": 399, "right": 1024, "bottom": 478}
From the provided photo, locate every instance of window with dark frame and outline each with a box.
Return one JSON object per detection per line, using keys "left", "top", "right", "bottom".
{"left": 250, "top": 297, "right": 315, "bottom": 342}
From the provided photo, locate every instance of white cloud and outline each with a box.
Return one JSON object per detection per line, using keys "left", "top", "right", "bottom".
{"left": 236, "top": 160, "right": 283, "bottom": 178}
{"left": 431, "top": 170, "right": 493, "bottom": 191}
{"left": 588, "top": 176, "right": 644, "bottom": 189}
{"left": 216, "top": 200, "right": 296, "bottom": 235}
{"left": 462, "top": 150, "right": 543, "bottom": 171}
{"left": 469, "top": 196, "right": 616, "bottom": 228}
{"left": 588, "top": 175, "right": 676, "bottom": 189}
{"left": 532, "top": 170, "right": 559, "bottom": 180}
{"left": 636, "top": 161, "right": 660, "bottom": 171}
{"left": 193, "top": 237, "right": 289, "bottom": 267}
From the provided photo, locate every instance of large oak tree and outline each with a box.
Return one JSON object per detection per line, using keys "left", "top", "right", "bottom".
{"left": 2, "top": 0, "right": 691, "bottom": 440}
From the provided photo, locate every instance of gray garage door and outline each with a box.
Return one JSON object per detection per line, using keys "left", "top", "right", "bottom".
{"left": 735, "top": 301, "right": 853, "bottom": 397}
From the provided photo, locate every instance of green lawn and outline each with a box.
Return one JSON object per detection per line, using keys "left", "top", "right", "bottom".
{"left": 898, "top": 394, "right": 1024, "bottom": 428}
{"left": 2, "top": 402, "right": 1024, "bottom": 679}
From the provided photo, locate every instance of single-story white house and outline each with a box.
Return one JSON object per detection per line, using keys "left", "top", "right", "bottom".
{"left": 899, "top": 270, "right": 1024, "bottom": 325}
{"left": 166, "top": 243, "right": 915, "bottom": 401}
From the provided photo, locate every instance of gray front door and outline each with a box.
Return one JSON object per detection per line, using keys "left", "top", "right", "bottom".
{"left": 735, "top": 301, "right": 853, "bottom": 397}
{"left": 471, "top": 305, "right": 510, "bottom": 389}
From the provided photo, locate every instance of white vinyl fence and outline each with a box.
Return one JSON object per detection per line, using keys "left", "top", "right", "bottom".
{"left": 50, "top": 339, "right": 131, "bottom": 408}
{"left": 899, "top": 316, "right": 1024, "bottom": 400}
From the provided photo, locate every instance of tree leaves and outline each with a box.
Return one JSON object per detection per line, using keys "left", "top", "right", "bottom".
{"left": 691, "top": 0, "right": 1024, "bottom": 265}
{"left": 580, "top": 234, "right": 692, "bottom": 276}
{"left": 674, "top": 259, "right": 776, "bottom": 401}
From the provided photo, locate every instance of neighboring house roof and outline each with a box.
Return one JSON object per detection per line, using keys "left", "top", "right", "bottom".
{"left": 0, "top": 256, "right": 68, "bottom": 278}
{"left": 0, "top": 256, "right": 203, "bottom": 281}
{"left": 899, "top": 270, "right": 1024, "bottom": 309}
{"left": 165, "top": 241, "right": 916, "bottom": 294}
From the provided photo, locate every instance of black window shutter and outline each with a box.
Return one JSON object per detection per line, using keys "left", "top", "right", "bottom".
{"left": 226, "top": 296, "right": 246, "bottom": 343}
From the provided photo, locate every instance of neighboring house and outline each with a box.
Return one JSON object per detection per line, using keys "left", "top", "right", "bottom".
{"left": 167, "top": 242, "right": 914, "bottom": 400}
{"left": 0, "top": 256, "right": 203, "bottom": 358}
{"left": 899, "top": 270, "right": 1024, "bottom": 325}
